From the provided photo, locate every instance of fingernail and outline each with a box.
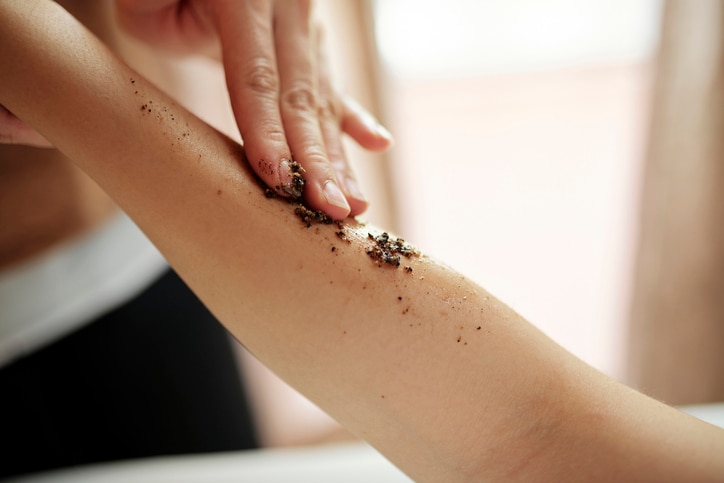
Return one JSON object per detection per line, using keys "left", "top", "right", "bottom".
{"left": 345, "top": 177, "right": 367, "bottom": 204}
{"left": 323, "top": 180, "right": 351, "bottom": 212}
{"left": 279, "top": 158, "right": 304, "bottom": 198}
{"left": 362, "top": 112, "right": 393, "bottom": 142}
{"left": 375, "top": 123, "right": 394, "bottom": 143}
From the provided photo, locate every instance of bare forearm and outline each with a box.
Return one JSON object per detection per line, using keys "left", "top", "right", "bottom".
{"left": 1, "top": 2, "right": 722, "bottom": 481}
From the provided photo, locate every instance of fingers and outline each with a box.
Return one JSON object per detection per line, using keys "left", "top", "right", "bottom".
{"left": 314, "top": 27, "right": 368, "bottom": 216}
{"left": 341, "top": 97, "right": 394, "bottom": 152}
{"left": 274, "top": 1, "right": 354, "bottom": 219}
{"left": 0, "top": 105, "right": 52, "bottom": 147}
{"left": 210, "top": 0, "right": 393, "bottom": 219}
{"left": 210, "top": 0, "right": 294, "bottom": 199}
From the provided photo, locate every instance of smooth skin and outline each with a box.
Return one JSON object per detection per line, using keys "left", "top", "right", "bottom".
{"left": 1, "top": 2, "right": 723, "bottom": 481}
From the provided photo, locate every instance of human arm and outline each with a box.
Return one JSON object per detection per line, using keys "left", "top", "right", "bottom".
{"left": 114, "top": 0, "right": 393, "bottom": 219}
{"left": 1, "top": 2, "right": 722, "bottom": 481}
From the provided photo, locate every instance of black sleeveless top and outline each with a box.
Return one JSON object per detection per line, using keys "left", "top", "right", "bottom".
{"left": 0, "top": 269, "right": 259, "bottom": 478}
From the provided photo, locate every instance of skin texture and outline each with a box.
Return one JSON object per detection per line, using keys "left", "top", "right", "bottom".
{"left": 1, "top": 2, "right": 723, "bottom": 481}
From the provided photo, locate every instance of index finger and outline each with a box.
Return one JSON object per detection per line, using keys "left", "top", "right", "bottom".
{"left": 208, "top": 0, "right": 296, "bottom": 196}
{"left": 274, "top": 1, "right": 351, "bottom": 219}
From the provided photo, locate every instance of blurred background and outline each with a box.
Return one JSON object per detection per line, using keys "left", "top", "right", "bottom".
{"left": 321, "top": 0, "right": 661, "bottom": 380}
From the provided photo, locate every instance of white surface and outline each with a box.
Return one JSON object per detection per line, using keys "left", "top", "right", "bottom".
{"left": 11, "top": 443, "right": 412, "bottom": 483}
{"left": 11, "top": 404, "right": 724, "bottom": 482}
{"left": 680, "top": 402, "right": 724, "bottom": 430}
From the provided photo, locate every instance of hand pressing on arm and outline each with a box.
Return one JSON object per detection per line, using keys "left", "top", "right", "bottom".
{"left": 5, "top": 2, "right": 723, "bottom": 480}
{"left": 115, "top": 0, "right": 393, "bottom": 219}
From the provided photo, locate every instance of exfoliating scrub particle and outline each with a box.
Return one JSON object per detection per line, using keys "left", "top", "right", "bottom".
{"left": 259, "top": 162, "right": 420, "bottom": 270}
{"left": 366, "top": 232, "right": 418, "bottom": 267}
{"left": 263, "top": 159, "right": 306, "bottom": 200}
{"left": 294, "top": 204, "right": 334, "bottom": 227}
{"left": 281, "top": 159, "right": 306, "bottom": 198}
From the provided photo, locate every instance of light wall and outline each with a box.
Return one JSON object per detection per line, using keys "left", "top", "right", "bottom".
{"left": 373, "top": 0, "right": 663, "bottom": 378}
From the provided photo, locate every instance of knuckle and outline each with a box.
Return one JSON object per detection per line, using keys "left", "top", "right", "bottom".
{"left": 298, "top": 145, "right": 330, "bottom": 170}
{"left": 317, "top": 97, "right": 339, "bottom": 122}
{"left": 304, "top": 145, "right": 327, "bottom": 164}
{"left": 328, "top": 151, "right": 347, "bottom": 171}
{"left": 256, "top": 121, "right": 286, "bottom": 143}
{"left": 281, "top": 84, "right": 318, "bottom": 114}
{"left": 244, "top": 60, "right": 279, "bottom": 97}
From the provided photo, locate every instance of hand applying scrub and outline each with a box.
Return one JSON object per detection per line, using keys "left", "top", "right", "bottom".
{"left": 114, "top": 0, "right": 393, "bottom": 219}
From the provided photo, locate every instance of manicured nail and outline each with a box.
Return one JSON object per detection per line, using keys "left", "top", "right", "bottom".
{"left": 323, "top": 180, "right": 351, "bottom": 212}
{"left": 279, "top": 158, "right": 293, "bottom": 185}
{"left": 279, "top": 158, "right": 304, "bottom": 199}
{"left": 362, "top": 111, "right": 393, "bottom": 143}
{"left": 374, "top": 123, "right": 393, "bottom": 143}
